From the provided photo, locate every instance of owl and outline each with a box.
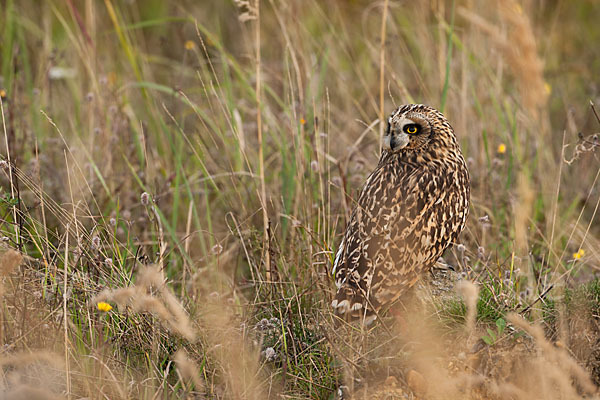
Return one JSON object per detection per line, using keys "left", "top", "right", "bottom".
{"left": 331, "top": 104, "right": 470, "bottom": 324}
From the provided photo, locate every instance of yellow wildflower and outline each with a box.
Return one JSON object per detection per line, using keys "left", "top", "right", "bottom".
{"left": 0, "top": 89, "right": 6, "bottom": 98}
{"left": 573, "top": 249, "right": 585, "bottom": 260}
{"left": 544, "top": 82, "right": 552, "bottom": 95}
{"left": 97, "top": 301, "right": 113, "bottom": 312}
{"left": 497, "top": 143, "right": 507, "bottom": 154}
{"left": 184, "top": 40, "right": 196, "bottom": 50}
{"left": 300, "top": 118, "right": 306, "bottom": 125}
{"left": 514, "top": 4, "right": 523, "bottom": 14}
{"left": 108, "top": 71, "right": 117, "bottom": 86}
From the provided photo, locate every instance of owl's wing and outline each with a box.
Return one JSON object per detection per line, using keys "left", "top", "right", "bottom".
{"left": 332, "top": 165, "right": 465, "bottom": 323}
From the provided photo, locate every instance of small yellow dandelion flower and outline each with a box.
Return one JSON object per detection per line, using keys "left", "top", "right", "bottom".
{"left": 300, "top": 118, "right": 306, "bottom": 125}
{"left": 184, "top": 40, "right": 196, "bottom": 50}
{"left": 497, "top": 143, "right": 507, "bottom": 154}
{"left": 573, "top": 249, "right": 585, "bottom": 260}
{"left": 0, "top": 89, "right": 6, "bottom": 98}
{"left": 108, "top": 71, "right": 117, "bottom": 86}
{"left": 97, "top": 301, "right": 112, "bottom": 312}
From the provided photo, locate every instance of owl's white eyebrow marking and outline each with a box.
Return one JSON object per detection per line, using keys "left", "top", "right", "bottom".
{"left": 407, "top": 112, "right": 427, "bottom": 121}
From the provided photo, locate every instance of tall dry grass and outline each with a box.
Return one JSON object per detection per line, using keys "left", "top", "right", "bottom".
{"left": 0, "top": 0, "right": 599, "bottom": 398}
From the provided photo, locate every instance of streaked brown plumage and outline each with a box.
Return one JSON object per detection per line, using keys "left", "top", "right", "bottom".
{"left": 331, "top": 104, "right": 470, "bottom": 324}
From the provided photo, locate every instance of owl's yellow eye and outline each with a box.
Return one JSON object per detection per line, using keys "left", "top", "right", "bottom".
{"left": 404, "top": 124, "right": 419, "bottom": 134}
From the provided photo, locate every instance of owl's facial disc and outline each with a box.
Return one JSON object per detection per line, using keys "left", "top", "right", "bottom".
{"left": 384, "top": 115, "right": 431, "bottom": 152}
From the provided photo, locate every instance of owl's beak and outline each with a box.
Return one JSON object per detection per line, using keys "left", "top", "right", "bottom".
{"left": 383, "top": 133, "right": 409, "bottom": 151}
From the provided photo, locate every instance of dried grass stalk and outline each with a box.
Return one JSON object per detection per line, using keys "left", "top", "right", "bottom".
{"left": 457, "top": 280, "right": 479, "bottom": 334}
{"left": 0, "top": 249, "right": 22, "bottom": 277}
{"left": 173, "top": 349, "right": 204, "bottom": 391}
{"left": 459, "top": 1, "right": 548, "bottom": 117}
{"left": 94, "top": 265, "right": 196, "bottom": 341}
{"left": 507, "top": 312, "right": 597, "bottom": 396}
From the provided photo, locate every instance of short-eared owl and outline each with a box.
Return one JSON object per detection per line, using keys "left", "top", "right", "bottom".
{"left": 331, "top": 104, "right": 470, "bottom": 324}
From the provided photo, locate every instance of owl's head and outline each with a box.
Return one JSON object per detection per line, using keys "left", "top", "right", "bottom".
{"left": 383, "top": 104, "right": 458, "bottom": 154}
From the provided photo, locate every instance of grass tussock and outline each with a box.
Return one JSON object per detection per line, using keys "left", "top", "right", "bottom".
{"left": 0, "top": 0, "right": 600, "bottom": 398}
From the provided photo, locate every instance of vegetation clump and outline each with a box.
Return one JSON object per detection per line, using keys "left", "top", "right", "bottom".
{"left": 0, "top": 0, "right": 600, "bottom": 398}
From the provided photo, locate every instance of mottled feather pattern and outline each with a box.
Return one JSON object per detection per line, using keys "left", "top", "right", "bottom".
{"left": 332, "top": 104, "right": 470, "bottom": 323}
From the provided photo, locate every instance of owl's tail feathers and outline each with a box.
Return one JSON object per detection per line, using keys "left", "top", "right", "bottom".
{"left": 331, "top": 287, "right": 377, "bottom": 326}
